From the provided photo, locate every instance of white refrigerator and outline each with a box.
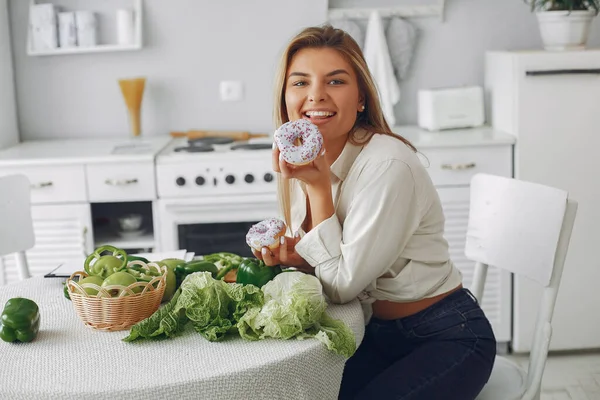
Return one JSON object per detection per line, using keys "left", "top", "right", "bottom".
{"left": 485, "top": 49, "right": 600, "bottom": 352}
{"left": 0, "top": 0, "right": 18, "bottom": 149}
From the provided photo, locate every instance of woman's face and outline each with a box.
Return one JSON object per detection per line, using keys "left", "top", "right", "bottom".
{"left": 284, "top": 47, "right": 363, "bottom": 147}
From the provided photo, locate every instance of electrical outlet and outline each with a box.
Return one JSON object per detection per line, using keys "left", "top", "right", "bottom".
{"left": 220, "top": 81, "right": 244, "bottom": 101}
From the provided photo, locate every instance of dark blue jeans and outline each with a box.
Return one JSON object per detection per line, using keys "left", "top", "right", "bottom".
{"left": 338, "top": 289, "right": 496, "bottom": 400}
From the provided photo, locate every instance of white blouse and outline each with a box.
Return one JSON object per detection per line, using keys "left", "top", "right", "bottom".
{"left": 292, "top": 132, "right": 463, "bottom": 307}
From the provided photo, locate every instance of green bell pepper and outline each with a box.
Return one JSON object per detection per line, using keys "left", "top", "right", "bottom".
{"left": 126, "top": 264, "right": 162, "bottom": 282}
{"left": 175, "top": 261, "right": 218, "bottom": 286}
{"left": 63, "top": 282, "right": 71, "bottom": 300}
{"left": 125, "top": 255, "right": 150, "bottom": 264}
{"left": 236, "top": 258, "right": 281, "bottom": 288}
{"left": 0, "top": 298, "right": 40, "bottom": 343}
{"left": 203, "top": 252, "right": 244, "bottom": 280}
{"left": 84, "top": 245, "right": 128, "bottom": 279}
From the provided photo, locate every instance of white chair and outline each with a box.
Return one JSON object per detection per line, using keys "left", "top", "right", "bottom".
{"left": 0, "top": 174, "right": 35, "bottom": 281}
{"left": 467, "top": 174, "right": 578, "bottom": 400}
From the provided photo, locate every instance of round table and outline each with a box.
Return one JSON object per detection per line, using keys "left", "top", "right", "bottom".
{"left": 0, "top": 277, "right": 365, "bottom": 400}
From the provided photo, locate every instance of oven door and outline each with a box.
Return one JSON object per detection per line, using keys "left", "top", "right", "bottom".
{"left": 157, "top": 193, "right": 279, "bottom": 257}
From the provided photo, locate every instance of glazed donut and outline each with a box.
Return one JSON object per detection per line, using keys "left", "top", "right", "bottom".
{"left": 246, "top": 218, "right": 287, "bottom": 252}
{"left": 274, "top": 119, "right": 323, "bottom": 166}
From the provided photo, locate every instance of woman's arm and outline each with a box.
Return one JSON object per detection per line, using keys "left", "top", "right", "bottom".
{"left": 295, "top": 159, "right": 422, "bottom": 304}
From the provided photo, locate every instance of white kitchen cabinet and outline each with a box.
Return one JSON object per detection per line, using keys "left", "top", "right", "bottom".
{"left": 0, "top": 137, "right": 171, "bottom": 281}
{"left": 0, "top": 203, "right": 92, "bottom": 284}
{"left": 396, "top": 126, "right": 515, "bottom": 345}
{"left": 486, "top": 50, "right": 600, "bottom": 352}
{"left": 0, "top": 164, "right": 87, "bottom": 204}
{"left": 86, "top": 161, "right": 156, "bottom": 202}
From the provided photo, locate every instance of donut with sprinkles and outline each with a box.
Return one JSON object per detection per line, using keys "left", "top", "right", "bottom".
{"left": 274, "top": 119, "right": 323, "bottom": 166}
{"left": 246, "top": 218, "right": 287, "bottom": 252}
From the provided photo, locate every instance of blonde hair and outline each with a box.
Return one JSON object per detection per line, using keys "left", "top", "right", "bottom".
{"left": 273, "top": 24, "right": 416, "bottom": 233}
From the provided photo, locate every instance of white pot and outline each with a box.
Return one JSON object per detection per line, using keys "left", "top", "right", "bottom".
{"left": 536, "top": 10, "right": 596, "bottom": 51}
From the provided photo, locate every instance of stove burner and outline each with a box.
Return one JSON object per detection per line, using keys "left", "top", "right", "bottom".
{"left": 174, "top": 145, "right": 214, "bottom": 153}
{"left": 231, "top": 143, "right": 273, "bottom": 151}
{"left": 188, "top": 136, "right": 234, "bottom": 146}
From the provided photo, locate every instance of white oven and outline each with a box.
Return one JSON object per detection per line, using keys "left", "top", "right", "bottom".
{"left": 155, "top": 137, "right": 278, "bottom": 257}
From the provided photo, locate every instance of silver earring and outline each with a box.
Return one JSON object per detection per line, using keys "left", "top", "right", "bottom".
{"left": 361, "top": 105, "right": 365, "bottom": 111}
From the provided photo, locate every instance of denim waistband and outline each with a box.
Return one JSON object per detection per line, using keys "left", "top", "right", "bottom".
{"left": 370, "top": 288, "right": 480, "bottom": 331}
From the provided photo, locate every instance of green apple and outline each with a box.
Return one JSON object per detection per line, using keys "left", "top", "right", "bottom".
{"left": 156, "top": 258, "right": 184, "bottom": 302}
{"left": 101, "top": 271, "right": 138, "bottom": 297}
{"left": 77, "top": 276, "right": 104, "bottom": 296}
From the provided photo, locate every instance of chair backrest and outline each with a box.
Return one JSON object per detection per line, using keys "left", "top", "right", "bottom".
{"left": 465, "top": 173, "right": 578, "bottom": 400}
{"left": 0, "top": 174, "right": 35, "bottom": 280}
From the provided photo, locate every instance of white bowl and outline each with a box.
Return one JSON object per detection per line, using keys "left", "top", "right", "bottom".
{"left": 117, "top": 214, "right": 143, "bottom": 232}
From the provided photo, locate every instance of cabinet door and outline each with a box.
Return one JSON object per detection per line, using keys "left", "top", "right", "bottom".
{"left": 0, "top": 203, "right": 93, "bottom": 284}
{"left": 437, "top": 186, "right": 512, "bottom": 343}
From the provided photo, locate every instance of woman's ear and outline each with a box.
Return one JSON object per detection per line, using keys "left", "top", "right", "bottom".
{"left": 357, "top": 94, "right": 365, "bottom": 112}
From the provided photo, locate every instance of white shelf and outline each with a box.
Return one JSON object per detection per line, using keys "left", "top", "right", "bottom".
{"left": 328, "top": 0, "right": 446, "bottom": 21}
{"left": 28, "top": 43, "right": 141, "bottom": 56}
{"left": 27, "top": 0, "right": 143, "bottom": 57}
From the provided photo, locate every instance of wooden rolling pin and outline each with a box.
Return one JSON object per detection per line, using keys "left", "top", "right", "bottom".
{"left": 170, "top": 130, "right": 269, "bottom": 141}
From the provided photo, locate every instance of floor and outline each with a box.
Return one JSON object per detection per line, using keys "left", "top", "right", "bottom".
{"left": 506, "top": 351, "right": 600, "bottom": 399}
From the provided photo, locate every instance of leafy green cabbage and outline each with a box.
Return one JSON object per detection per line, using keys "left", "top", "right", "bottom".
{"left": 123, "top": 272, "right": 263, "bottom": 342}
{"left": 124, "top": 270, "right": 356, "bottom": 357}
{"left": 237, "top": 272, "right": 356, "bottom": 357}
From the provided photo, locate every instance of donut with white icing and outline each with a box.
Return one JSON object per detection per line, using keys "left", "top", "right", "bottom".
{"left": 246, "top": 218, "right": 287, "bottom": 252}
{"left": 274, "top": 119, "right": 323, "bottom": 166}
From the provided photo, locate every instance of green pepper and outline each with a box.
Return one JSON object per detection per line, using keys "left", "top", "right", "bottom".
{"left": 175, "top": 261, "right": 218, "bottom": 286}
{"left": 125, "top": 255, "right": 150, "bottom": 264}
{"left": 84, "top": 245, "right": 128, "bottom": 279}
{"left": 236, "top": 258, "right": 281, "bottom": 288}
{"left": 127, "top": 264, "right": 161, "bottom": 280}
{"left": 0, "top": 298, "right": 40, "bottom": 343}
{"left": 63, "top": 282, "right": 71, "bottom": 300}
{"left": 202, "top": 252, "right": 244, "bottom": 280}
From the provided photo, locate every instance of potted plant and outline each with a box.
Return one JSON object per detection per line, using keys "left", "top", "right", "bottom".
{"left": 524, "top": 0, "right": 599, "bottom": 50}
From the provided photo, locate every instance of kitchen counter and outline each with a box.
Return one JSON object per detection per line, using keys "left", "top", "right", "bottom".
{"left": 393, "top": 125, "right": 516, "bottom": 148}
{"left": 0, "top": 136, "right": 172, "bottom": 166}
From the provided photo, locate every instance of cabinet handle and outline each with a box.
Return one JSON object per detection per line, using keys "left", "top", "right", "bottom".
{"left": 441, "top": 162, "right": 476, "bottom": 170}
{"left": 526, "top": 69, "right": 600, "bottom": 76}
{"left": 30, "top": 181, "right": 53, "bottom": 189}
{"left": 104, "top": 178, "right": 138, "bottom": 186}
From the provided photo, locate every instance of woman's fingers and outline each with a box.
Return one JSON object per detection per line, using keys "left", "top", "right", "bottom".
{"left": 279, "top": 236, "right": 288, "bottom": 263}
{"left": 261, "top": 247, "right": 278, "bottom": 266}
{"left": 252, "top": 248, "right": 263, "bottom": 260}
{"left": 272, "top": 145, "right": 281, "bottom": 173}
{"left": 313, "top": 148, "right": 327, "bottom": 171}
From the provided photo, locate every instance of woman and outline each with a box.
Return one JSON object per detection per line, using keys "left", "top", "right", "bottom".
{"left": 253, "top": 25, "right": 496, "bottom": 399}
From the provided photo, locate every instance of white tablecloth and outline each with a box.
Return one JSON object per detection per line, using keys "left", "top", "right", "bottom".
{"left": 0, "top": 277, "right": 365, "bottom": 400}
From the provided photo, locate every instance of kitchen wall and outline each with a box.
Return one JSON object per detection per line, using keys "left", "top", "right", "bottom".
{"left": 7, "top": 0, "right": 327, "bottom": 140}
{"left": 7, "top": 0, "right": 600, "bottom": 140}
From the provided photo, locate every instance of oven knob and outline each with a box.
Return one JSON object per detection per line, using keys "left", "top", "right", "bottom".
{"left": 225, "top": 175, "right": 235, "bottom": 184}
{"left": 176, "top": 177, "right": 186, "bottom": 186}
{"left": 195, "top": 176, "right": 205, "bottom": 186}
{"left": 264, "top": 173, "right": 274, "bottom": 182}
{"left": 244, "top": 174, "right": 254, "bottom": 183}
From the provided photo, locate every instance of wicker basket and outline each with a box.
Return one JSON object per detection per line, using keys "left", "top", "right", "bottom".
{"left": 66, "top": 262, "right": 167, "bottom": 331}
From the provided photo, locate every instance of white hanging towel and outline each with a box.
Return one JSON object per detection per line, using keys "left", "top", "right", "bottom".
{"left": 363, "top": 10, "right": 401, "bottom": 127}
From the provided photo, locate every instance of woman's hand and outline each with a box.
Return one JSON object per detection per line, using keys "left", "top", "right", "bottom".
{"left": 272, "top": 145, "right": 329, "bottom": 189}
{"left": 272, "top": 142, "right": 336, "bottom": 232}
{"left": 252, "top": 235, "right": 315, "bottom": 275}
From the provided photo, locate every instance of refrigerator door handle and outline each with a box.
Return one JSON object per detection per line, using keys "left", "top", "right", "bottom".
{"left": 526, "top": 68, "right": 600, "bottom": 76}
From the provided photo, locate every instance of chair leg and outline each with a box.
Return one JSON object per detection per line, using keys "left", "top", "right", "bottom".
{"left": 15, "top": 252, "right": 31, "bottom": 280}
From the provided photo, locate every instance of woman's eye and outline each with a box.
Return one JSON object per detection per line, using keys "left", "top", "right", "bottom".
{"left": 329, "top": 79, "right": 344, "bottom": 85}
{"left": 292, "top": 81, "right": 307, "bottom": 87}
